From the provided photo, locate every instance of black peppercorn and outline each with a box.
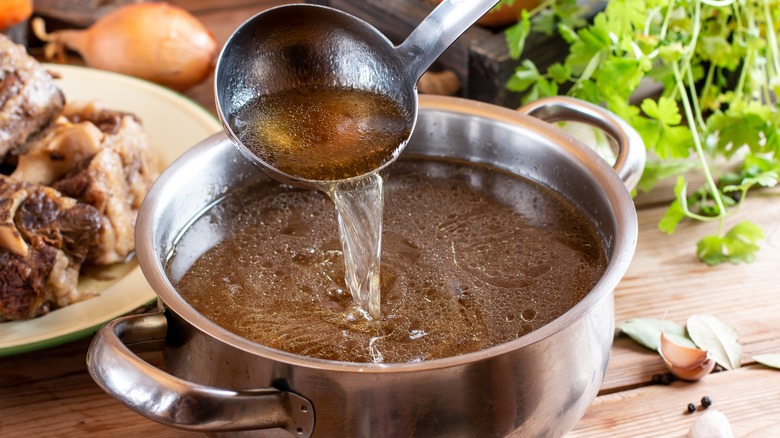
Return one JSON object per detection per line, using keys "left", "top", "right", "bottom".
{"left": 687, "top": 403, "right": 696, "bottom": 414}
{"left": 660, "top": 372, "right": 676, "bottom": 385}
{"left": 651, "top": 374, "right": 664, "bottom": 384}
{"left": 701, "top": 396, "right": 712, "bottom": 408}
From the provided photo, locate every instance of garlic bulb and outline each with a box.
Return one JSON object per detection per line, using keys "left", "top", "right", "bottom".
{"left": 659, "top": 331, "right": 716, "bottom": 381}
{"left": 687, "top": 410, "right": 734, "bottom": 438}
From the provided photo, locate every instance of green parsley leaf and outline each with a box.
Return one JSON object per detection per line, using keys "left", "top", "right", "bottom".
{"left": 604, "top": 0, "right": 647, "bottom": 35}
{"left": 547, "top": 63, "right": 571, "bottom": 84}
{"left": 721, "top": 221, "right": 763, "bottom": 264}
{"left": 697, "top": 221, "right": 764, "bottom": 265}
{"left": 505, "top": 10, "right": 532, "bottom": 60}
{"left": 659, "top": 177, "right": 689, "bottom": 234}
{"left": 506, "top": 59, "right": 540, "bottom": 92}
{"left": 641, "top": 97, "right": 682, "bottom": 126}
{"left": 502, "top": 0, "right": 780, "bottom": 264}
{"left": 697, "top": 235, "right": 728, "bottom": 265}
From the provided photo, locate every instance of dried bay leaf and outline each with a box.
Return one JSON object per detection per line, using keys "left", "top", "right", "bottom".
{"left": 686, "top": 314, "right": 741, "bottom": 370}
{"left": 753, "top": 354, "right": 780, "bottom": 370}
{"left": 619, "top": 318, "right": 696, "bottom": 351}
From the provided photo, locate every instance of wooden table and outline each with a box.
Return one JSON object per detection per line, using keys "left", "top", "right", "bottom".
{"left": 2, "top": 1, "right": 779, "bottom": 437}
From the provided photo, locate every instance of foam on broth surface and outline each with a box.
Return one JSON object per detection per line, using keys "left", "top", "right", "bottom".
{"left": 167, "top": 157, "right": 606, "bottom": 363}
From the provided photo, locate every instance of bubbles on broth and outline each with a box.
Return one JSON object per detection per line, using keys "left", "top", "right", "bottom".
{"left": 168, "top": 158, "right": 607, "bottom": 363}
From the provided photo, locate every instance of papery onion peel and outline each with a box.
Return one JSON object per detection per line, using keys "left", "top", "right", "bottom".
{"left": 33, "top": 2, "right": 218, "bottom": 91}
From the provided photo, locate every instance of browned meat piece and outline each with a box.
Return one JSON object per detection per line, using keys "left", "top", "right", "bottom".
{"left": 0, "top": 34, "right": 65, "bottom": 160}
{"left": 54, "top": 148, "right": 135, "bottom": 265}
{"left": 63, "top": 102, "right": 159, "bottom": 209}
{"left": 52, "top": 102, "right": 159, "bottom": 264}
{"left": 10, "top": 115, "right": 103, "bottom": 185}
{"left": 0, "top": 175, "right": 101, "bottom": 321}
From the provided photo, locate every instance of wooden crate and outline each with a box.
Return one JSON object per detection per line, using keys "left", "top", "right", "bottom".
{"left": 308, "top": 0, "right": 602, "bottom": 108}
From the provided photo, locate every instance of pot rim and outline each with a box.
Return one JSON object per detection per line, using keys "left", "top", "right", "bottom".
{"left": 138, "top": 94, "right": 637, "bottom": 373}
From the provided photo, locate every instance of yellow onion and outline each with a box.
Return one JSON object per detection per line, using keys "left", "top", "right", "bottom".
{"left": 659, "top": 331, "right": 716, "bottom": 381}
{"left": 33, "top": 3, "right": 218, "bottom": 91}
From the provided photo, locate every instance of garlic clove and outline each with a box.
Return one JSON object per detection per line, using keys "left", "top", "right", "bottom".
{"left": 687, "top": 410, "right": 734, "bottom": 438}
{"left": 659, "top": 331, "right": 716, "bottom": 381}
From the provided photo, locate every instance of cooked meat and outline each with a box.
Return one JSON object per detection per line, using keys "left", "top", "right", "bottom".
{"left": 54, "top": 148, "right": 135, "bottom": 265}
{"left": 0, "top": 34, "right": 65, "bottom": 160}
{"left": 63, "top": 102, "right": 159, "bottom": 209}
{"left": 52, "top": 102, "right": 159, "bottom": 264}
{"left": 0, "top": 183, "right": 29, "bottom": 257}
{"left": 0, "top": 41, "right": 159, "bottom": 319}
{"left": 10, "top": 115, "right": 103, "bottom": 185}
{"left": 0, "top": 175, "right": 101, "bottom": 321}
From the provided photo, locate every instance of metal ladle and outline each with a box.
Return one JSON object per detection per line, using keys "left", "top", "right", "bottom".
{"left": 215, "top": 0, "right": 500, "bottom": 188}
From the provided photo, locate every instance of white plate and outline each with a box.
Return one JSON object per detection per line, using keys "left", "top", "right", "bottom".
{"left": 0, "top": 65, "right": 222, "bottom": 356}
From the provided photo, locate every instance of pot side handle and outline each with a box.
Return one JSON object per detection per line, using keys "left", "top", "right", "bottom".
{"left": 518, "top": 96, "right": 646, "bottom": 191}
{"left": 87, "top": 312, "right": 315, "bottom": 437}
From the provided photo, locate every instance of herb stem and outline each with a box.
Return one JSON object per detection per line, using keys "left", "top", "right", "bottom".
{"left": 700, "top": 63, "right": 716, "bottom": 110}
{"left": 735, "top": 48, "right": 754, "bottom": 101}
{"left": 644, "top": 6, "right": 661, "bottom": 36}
{"left": 672, "top": 62, "right": 727, "bottom": 219}
{"left": 570, "top": 52, "right": 603, "bottom": 94}
{"left": 686, "top": 66, "right": 707, "bottom": 132}
{"left": 659, "top": 0, "right": 676, "bottom": 40}
{"left": 763, "top": 0, "right": 780, "bottom": 77}
{"left": 762, "top": 62, "right": 773, "bottom": 105}
{"left": 527, "top": 0, "right": 554, "bottom": 17}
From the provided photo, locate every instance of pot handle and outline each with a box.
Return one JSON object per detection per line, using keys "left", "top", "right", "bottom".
{"left": 87, "top": 312, "right": 315, "bottom": 437}
{"left": 518, "top": 96, "right": 646, "bottom": 191}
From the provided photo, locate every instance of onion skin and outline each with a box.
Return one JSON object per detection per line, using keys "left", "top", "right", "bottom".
{"left": 36, "top": 3, "right": 218, "bottom": 91}
{"left": 430, "top": 0, "right": 542, "bottom": 29}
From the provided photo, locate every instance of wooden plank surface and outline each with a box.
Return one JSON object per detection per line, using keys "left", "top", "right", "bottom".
{"left": 602, "top": 188, "right": 780, "bottom": 393}
{"left": 570, "top": 365, "right": 780, "bottom": 437}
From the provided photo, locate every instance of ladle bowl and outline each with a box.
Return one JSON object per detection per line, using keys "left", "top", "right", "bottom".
{"left": 215, "top": 1, "right": 500, "bottom": 188}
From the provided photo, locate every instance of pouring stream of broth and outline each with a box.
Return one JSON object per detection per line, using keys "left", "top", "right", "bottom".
{"left": 222, "top": 1, "right": 501, "bottom": 320}
{"left": 235, "top": 86, "right": 412, "bottom": 319}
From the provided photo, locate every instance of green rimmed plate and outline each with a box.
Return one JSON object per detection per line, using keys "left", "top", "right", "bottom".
{"left": 0, "top": 65, "right": 222, "bottom": 357}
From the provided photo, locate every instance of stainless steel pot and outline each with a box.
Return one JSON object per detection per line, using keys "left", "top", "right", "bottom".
{"left": 88, "top": 95, "right": 645, "bottom": 438}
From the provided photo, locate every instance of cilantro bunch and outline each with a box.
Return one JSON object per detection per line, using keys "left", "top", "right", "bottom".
{"left": 505, "top": 0, "right": 780, "bottom": 265}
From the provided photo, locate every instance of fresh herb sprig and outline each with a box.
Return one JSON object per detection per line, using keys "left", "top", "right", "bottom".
{"left": 505, "top": 0, "right": 780, "bottom": 265}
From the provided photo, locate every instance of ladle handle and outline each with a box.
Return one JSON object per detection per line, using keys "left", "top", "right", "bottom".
{"left": 398, "top": 0, "right": 501, "bottom": 81}
{"left": 518, "top": 96, "right": 646, "bottom": 191}
{"left": 87, "top": 312, "right": 315, "bottom": 436}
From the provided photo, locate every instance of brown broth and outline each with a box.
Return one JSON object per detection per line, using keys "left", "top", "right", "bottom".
{"left": 233, "top": 86, "right": 413, "bottom": 181}
{"left": 167, "top": 158, "right": 607, "bottom": 363}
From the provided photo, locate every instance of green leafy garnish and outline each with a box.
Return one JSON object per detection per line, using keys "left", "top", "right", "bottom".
{"left": 504, "top": 0, "right": 780, "bottom": 265}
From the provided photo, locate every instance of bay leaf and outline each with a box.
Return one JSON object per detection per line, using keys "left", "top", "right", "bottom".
{"left": 753, "top": 354, "right": 780, "bottom": 370}
{"left": 686, "top": 314, "right": 742, "bottom": 370}
{"left": 619, "top": 318, "right": 696, "bottom": 351}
